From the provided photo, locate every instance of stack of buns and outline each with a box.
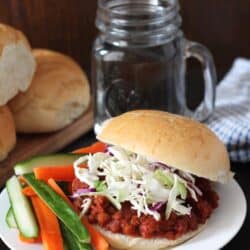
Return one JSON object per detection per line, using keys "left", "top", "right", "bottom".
{"left": 0, "top": 23, "right": 90, "bottom": 162}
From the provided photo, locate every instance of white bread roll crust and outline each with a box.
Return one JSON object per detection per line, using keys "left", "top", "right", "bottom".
{"left": 95, "top": 224, "right": 205, "bottom": 250}
{"left": 0, "top": 23, "right": 36, "bottom": 105}
{"left": 9, "top": 49, "right": 90, "bottom": 133}
{"left": 0, "top": 106, "right": 16, "bottom": 161}
{"left": 98, "top": 110, "right": 232, "bottom": 183}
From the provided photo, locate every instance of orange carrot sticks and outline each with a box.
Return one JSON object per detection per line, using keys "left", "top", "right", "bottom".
{"left": 31, "top": 196, "right": 64, "bottom": 250}
{"left": 19, "top": 234, "right": 42, "bottom": 243}
{"left": 34, "top": 165, "right": 74, "bottom": 182}
{"left": 82, "top": 218, "right": 109, "bottom": 250}
{"left": 22, "top": 186, "right": 36, "bottom": 197}
{"left": 73, "top": 142, "right": 106, "bottom": 154}
{"left": 47, "top": 178, "right": 75, "bottom": 210}
{"left": 18, "top": 176, "right": 27, "bottom": 185}
{"left": 47, "top": 178, "right": 109, "bottom": 250}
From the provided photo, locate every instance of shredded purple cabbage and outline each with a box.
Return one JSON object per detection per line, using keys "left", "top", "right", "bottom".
{"left": 70, "top": 188, "right": 96, "bottom": 199}
{"left": 150, "top": 202, "right": 165, "bottom": 211}
{"left": 188, "top": 183, "right": 202, "bottom": 196}
{"left": 177, "top": 171, "right": 193, "bottom": 183}
{"left": 149, "top": 162, "right": 202, "bottom": 197}
{"left": 149, "top": 162, "right": 172, "bottom": 171}
{"left": 106, "top": 147, "right": 114, "bottom": 156}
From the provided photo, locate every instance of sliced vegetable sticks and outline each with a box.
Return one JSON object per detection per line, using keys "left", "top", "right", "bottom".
{"left": 60, "top": 222, "right": 92, "bottom": 250}
{"left": 19, "top": 234, "right": 42, "bottom": 244}
{"left": 82, "top": 218, "right": 109, "bottom": 250}
{"left": 23, "top": 174, "right": 90, "bottom": 244}
{"left": 73, "top": 142, "right": 106, "bottom": 154}
{"left": 31, "top": 196, "right": 64, "bottom": 250}
{"left": 22, "top": 186, "right": 36, "bottom": 197}
{"left": 6, "top": 176, "right": 39, "bottom": 238}
{"left": 48, "top": 178, "right": 109, "bottom": 250}
{"left": 34, "top": 165, "right": 75, "bottom": 182}
{"left": 47, "top": 178, "right": 75, "bottom": 210}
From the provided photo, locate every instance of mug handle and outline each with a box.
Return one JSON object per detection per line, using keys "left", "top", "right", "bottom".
{"left": 184, "top": 40, "right": 217, "bottom": 121}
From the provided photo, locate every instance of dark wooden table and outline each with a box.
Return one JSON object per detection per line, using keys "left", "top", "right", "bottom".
{"left": 0, "top": 130, "right": 249, "bottom": 249}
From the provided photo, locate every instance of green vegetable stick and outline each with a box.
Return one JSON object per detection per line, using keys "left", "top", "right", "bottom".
{"left": 60, "top": 222, "right": 92, "bottom": 250}
{"left": 14, "top": 154, "right": 85, "bottom": 175}
{"left": 6, "top": 176, "right": 39, "bottom": 238}
{"left": 23, "top": 173, "right": 90, "bottom": 244}
{"left": 5, "top": 207, "right": 17, "bottom": 229}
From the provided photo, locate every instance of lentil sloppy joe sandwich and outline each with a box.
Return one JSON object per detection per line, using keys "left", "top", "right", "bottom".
{"left": 72, "top": 110, "right": 233, "bottom": 250}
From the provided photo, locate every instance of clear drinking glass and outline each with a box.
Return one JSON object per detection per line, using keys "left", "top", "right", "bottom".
{"left": 92, "top": 0, "right": 217, "bottom": 133}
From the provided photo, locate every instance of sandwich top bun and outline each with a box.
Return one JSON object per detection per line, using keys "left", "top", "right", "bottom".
{"left": 9, "top": 49, "right": 90, "bottom": 133}
{"left": 0, "top": 106, "right": 16, "bottom": 161}
{"left": 97, "top": 110, "right": 232, "bottom": 183}
{"left": 0, "top": 23, "right": 36, "bottom": 105}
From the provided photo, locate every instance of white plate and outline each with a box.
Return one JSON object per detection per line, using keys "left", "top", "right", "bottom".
{"left": 0, "top": 179, "right": 247, "bottom": 250}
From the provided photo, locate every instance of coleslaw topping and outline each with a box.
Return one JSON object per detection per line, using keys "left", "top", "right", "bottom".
{"left": 73, "top": 145, "right": 202, "bottom": 220}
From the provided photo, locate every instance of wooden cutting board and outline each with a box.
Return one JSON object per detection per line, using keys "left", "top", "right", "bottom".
{"left": 0, "top": 105, "right": 93, "bottom": 187}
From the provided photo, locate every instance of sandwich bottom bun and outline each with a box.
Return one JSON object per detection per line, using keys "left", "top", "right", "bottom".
{"left": 94, "top": 224, "right": 205, "bottom": 250}
{"left": 9, "top": 49, "right": 90, "bottom": 133}
{"left": 0, "top": 106, "right": 16, "bottom": 161}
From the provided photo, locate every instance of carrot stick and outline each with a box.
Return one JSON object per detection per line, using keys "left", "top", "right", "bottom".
{"left": 82, "top": 218, "right": 109, "bottom": 250}
{"left": 47, "top": 178, "right": 75, "bottom": 210}
{"left": 19, "top": 234, "right": 42, "bottom": 243}
{"left": 18, "top": 176, "right": 27, "bottom": 185}
{"left": 22, "top": 186, "right": 37, "bottom": 197}
{"left": 47, "top": 178, "right": 109, "bottom": 250}
{"left": 34, "top": 165, "right": 74, "bottom": 182}
{"left": 73, "top": 142, "right": 106, "bottom": 154}
{"left": 31, "top": 196, "right": 64, "bottom": 250}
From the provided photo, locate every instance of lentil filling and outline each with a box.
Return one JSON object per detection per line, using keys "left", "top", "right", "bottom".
{"left": 72, "top": 177, "right": 218, "bottom": 240}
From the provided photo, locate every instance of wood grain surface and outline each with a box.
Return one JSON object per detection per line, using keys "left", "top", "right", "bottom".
{"left": 0, "top": 0, "right": 98, "bottom": 73}
{"left": 0, "top": 106, "right": 93, "bottom": 187}
{"left": 0, "top": 0, "right": 249, "bottom": 78}
{"left": 0, "top": 0, "right": 249, "bottom": 185}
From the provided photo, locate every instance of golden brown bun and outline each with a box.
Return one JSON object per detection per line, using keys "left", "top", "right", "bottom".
{"left": 9, "top": 49, "right": 90, "bottom": 133}
{"left": 0, "top": 106, "right": 16, "bottom": 161}
{"left": 94, "top": 224, "right": 205, "bottom": 250}
{"left": 97, "top": 110, "right": 232, "bottom": 183}
{"left": 0, "top": 23, "right": 36, "bottom": 105}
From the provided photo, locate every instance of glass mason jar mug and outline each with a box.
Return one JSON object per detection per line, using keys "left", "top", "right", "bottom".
{"left": 92, "top": 0, "right": 216, "bottom": 133}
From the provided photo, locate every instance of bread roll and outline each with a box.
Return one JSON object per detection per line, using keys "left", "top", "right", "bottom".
{"left": 0, "top": 23, "right": 36, "bottom": 105}
{"left": 9, "top": 49, "right": 90, "bottom": 133}
{"left": 98, "top": 110, "right": 232, "bottom": 183}
{"left": 0, "top": 106, "right": 16, "bottom": 161}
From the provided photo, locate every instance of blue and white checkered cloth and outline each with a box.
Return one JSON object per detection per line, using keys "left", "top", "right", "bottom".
{"left": 206, "top": 58, "right": 250, "bottom": 162}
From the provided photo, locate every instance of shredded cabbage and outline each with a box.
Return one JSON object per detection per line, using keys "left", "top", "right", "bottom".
{"left": 79, "top": 198, "right": 92, "bottom": 218}
{"left": 73, "top": 145, "right": 202, "bottom": 220}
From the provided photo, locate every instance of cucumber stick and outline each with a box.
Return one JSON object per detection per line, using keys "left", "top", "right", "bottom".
{"left": 5, "top": 207, "right": 17, "bottom": 228}
{"left": 23, "top": 173, "right": 90, "bottom": 244}
{"left": 14, "top": 153, "right": 84, "bottom": 175}
{"left": 6, "top": 176, "right": 39, "bottom": 238}
{"left": 60, "top": 222, "right": 92, "bottom": 250}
